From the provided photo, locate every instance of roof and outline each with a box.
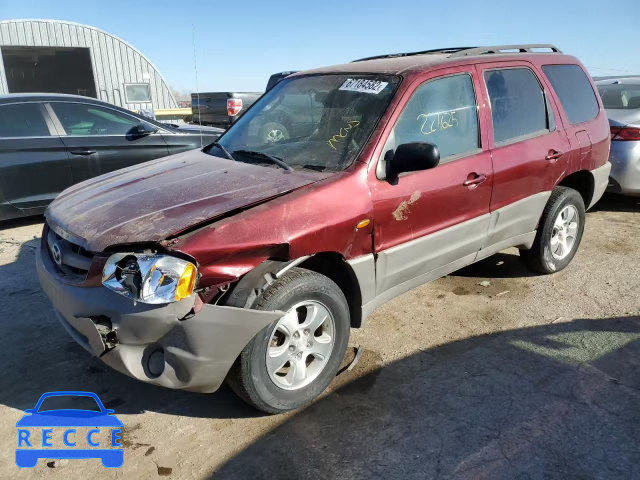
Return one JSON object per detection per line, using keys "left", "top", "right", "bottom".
{"left": 294, "top": 48, "right": 576, "bottom": 80}
{"left": 297, "top": 54, "right": 452, "bottom": 77}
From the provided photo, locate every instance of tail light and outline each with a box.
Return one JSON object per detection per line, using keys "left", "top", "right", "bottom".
{"left": 227, "top": 98, "right": 243, "bottom": 117}
{"left": 610, "top": 126, "right": 640, "bottom": 141}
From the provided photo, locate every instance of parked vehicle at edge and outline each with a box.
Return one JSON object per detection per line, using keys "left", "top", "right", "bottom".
{"left": 38, "top": 44, "right": 610, "bottom": 414}
{"left": 595, "top": 77, "right": 640, "bottom": 195}
{"left": 191, "top": 92, "right": 261, "bottom": 129}
{"left": 190, "top": 71, "right": 299, "bottom": 136}
{"left": 0, "top": 94, "right": 223, "bottom": 221}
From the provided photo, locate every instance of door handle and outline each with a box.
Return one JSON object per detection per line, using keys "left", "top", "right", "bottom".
{"left": 69, "top": 149, "right": 96, "bottom": 155}
{"left": 545, "top": 150, "right": 563, "bottom": 163}
{"left": 463, "top": 173, "right": 487, "bottom": 189}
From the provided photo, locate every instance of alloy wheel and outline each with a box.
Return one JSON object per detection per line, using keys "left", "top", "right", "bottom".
{"left": 266, "top": 300, "right": 335, "bottom": 390}
{"left": 550, "top": 205, "right": 579, "bottom": 260}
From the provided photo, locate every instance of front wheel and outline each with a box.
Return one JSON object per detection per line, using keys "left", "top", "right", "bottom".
{"left": 226, "top": 268, "right": 350, "bottom": 414}
{"left": 520, "top": 187, "right": 585, "bottom": 274}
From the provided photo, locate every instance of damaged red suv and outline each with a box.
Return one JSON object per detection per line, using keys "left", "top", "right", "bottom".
{"left": 38, "top": 45, "right": 611, "bottom": 413}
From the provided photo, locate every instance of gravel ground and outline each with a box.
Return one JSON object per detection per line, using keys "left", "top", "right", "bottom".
{"left": 0, "top": 194, "right": 638, "bottom": 479}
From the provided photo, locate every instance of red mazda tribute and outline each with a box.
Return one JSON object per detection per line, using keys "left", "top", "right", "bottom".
{"left": 38, "top": 45, "right": 611, "bottom": 413}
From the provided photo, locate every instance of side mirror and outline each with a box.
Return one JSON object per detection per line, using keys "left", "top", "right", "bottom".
{"left": 24, "top": 409, "right": 34, "bottom": 414}
{"left": 128, "top": 123, "right": 158, "bottom": 137}
{"left": 387, "top": 142, "right": 440, "bottom": 181}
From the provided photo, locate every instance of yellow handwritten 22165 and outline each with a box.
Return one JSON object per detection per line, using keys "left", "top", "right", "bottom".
{"left": 417, "top": 111, "right": 458, "bottom": 135}
{"left": 327, "top": 120, "right": 360, "bottom": 150}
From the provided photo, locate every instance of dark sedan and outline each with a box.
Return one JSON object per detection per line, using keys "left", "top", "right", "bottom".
{"left": 0, "top": 94, "right": 223, "bottom": 221}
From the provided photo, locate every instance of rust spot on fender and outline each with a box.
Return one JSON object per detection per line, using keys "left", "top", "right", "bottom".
{"left": 392, "top": 191, "right": 421, "bottom": 221}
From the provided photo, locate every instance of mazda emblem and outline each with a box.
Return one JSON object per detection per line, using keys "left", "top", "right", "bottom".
{"left": 51, "top": 243, "right": 63, "bottom": 266}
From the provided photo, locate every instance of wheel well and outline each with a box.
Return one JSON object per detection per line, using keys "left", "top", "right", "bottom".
{"left": 299, "top": 253, "right": 364, "bottom": 328}
{"left": 558, "top": 170, "right": 594, "bottom": 208}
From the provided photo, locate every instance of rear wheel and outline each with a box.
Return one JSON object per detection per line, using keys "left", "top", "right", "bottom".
{"left": 520, "top": 187, "right": 585, "bottom": 274}
{"left": 227, "top": 268, "right": 350, "bottom": 414}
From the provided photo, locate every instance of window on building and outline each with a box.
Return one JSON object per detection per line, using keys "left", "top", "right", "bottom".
{"left": 384, "top": 74, "right": 479, "bottom": 163}
{"left": 543, "top": 65, "right": 599, "bottom": 124}
{"left": 484, "top": 68, "right": 548, "bottom": 144}
{"left": 50, "top": 102, "right": 141, "bottom": 136}
{"left": 0, "top": 103, "right": 50, "bottom": 138}
{"left": 124, "top": 84, "right": 152, "bottom": 103}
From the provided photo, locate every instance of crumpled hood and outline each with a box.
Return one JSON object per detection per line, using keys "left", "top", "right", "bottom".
{"left": 46, "top": 149, "right": 331, "bottom": 252}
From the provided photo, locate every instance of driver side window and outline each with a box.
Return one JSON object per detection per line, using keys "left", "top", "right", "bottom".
{"left": 49, "top": 102, "right": 141, "bottom": 136}
{"left": 383, "top": 74, "right": 480, "bottom": 167}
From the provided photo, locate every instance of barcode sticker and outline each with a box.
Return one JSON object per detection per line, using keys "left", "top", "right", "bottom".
{"left": 339, "top": 78, "right": 389, "bottom": 94}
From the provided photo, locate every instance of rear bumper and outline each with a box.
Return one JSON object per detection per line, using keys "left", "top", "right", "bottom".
{"left": 36, "top": 241, "right": 283, "bottom": 393}
{"left": 608, "top": 141, "right": 640, "bottom": 195}
{"left": 588, "top": 162, "right": 612, "bottom": 209}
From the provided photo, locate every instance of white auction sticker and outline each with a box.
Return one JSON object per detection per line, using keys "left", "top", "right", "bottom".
{"left": 339, "top": 78, "right": 389, "bottom": 94}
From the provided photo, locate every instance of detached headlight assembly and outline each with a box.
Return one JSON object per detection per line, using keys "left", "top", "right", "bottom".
{"left": 102, "top": 253, "right": 197, "bottom": 305}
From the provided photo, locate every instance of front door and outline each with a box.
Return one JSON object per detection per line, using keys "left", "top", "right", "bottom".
{"left": 46, "top": 101, "right": 169, "bottom": 184}
{"left": 0, "top": 102, "right": 72, "bottom": 210}
{"left": 370, "top": 68, "right": 493, "bottom": 297}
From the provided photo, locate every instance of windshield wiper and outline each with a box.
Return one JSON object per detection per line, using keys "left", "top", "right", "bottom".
{"left": 232, "top": 149, "right": 293, "bottom": 172}
{"left": 210, "top": 141, "right": 235, "bottom": 161}
{"left": 300, "top": 164, "right": 327, "bottom": 172}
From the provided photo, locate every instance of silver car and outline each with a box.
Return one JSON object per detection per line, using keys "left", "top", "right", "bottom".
{"left": 596, "top": 78, "right": 640, "bottom": 195}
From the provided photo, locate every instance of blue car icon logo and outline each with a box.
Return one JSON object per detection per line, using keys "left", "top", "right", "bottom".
{"left": 16, "top": 391, "right": 123, "bottom": 468}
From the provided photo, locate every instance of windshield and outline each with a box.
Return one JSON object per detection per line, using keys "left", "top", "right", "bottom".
{"left": 597, "top": 83, "right": 640, "bottom": 110}
{"left": 207, "top": 74, "right": 400, "bottom": 171}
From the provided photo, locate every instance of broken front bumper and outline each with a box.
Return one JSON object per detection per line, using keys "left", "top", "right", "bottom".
{"left": 36, "top": 241, "right": 283, "bottom": 393}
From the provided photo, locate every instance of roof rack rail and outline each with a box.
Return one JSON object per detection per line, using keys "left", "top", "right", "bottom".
{"left": 449, "top": 44, "right": 562, "bottom": 57}
{"left": 352, "top": 47, "right": 476, "bottom": 63}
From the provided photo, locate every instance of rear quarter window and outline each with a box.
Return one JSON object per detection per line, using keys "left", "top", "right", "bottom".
{"left": 542, "top": 65, "right": 599, "bottom": 124}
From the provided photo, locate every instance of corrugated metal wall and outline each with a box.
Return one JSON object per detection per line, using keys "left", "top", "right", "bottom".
{"left": 0, "top": 19, "right": 178, "bottom": 110}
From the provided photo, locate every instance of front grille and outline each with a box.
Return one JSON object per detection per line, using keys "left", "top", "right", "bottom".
{"left": 46, "top": 225, "right": 95, "bottom": 280}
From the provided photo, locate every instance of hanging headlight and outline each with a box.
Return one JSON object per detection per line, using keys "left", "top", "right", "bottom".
{"left": 102, "top": 253, "right": 197, "bottom": 305}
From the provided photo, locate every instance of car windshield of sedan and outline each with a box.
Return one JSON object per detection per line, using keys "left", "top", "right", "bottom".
{"left": 206, "top": 74, "right": 400, "bottom": 172}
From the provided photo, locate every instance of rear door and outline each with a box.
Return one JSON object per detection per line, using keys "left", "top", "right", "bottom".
{"left": 46, "top": 101, "right": 169, "bottom": 183}
{"left": 370, "top": 68, "right": 493, "bottom": 296}
{"left": 0, "top": 101, "right": 72, "bottom": 211}
{"left": 478, "top": 62, "right": 570, "bottom": 249}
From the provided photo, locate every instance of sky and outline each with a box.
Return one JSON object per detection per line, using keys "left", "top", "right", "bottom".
{"left": 1, "top": 0, "right": 638, "bottom": 97}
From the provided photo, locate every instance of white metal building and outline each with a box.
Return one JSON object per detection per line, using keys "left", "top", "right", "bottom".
{"left": 0, "top": 19, "right": 177, "bottom": 111}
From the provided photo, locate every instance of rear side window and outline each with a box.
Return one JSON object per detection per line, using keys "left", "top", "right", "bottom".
{"left": 0, "top": 103, "right": 50, "bottom": 138}
{"left": 385, "top": 73, "right": 479, "bottom": 162}
{"left": 484, "top": 68, "right": 547, "bottom": 144}
{"left": 543, "top": 65, "right": 599, "bottom": 124}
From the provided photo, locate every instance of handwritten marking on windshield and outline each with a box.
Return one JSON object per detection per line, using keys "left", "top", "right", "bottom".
{"left": 417, "top": 111, "right": 459, "bottom": 135}
{"left": 327, "top": 120, "right": 360, "bottom": 150}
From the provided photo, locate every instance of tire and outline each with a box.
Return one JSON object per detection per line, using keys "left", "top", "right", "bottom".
{"left": 520, "top": 187, "right": 585, "bottom": 274}
{"left": 226, "top": 267, "right": 350, "bottom": 414}
{"left": 259, "top": 121, "right": 289, "bottom": 144}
